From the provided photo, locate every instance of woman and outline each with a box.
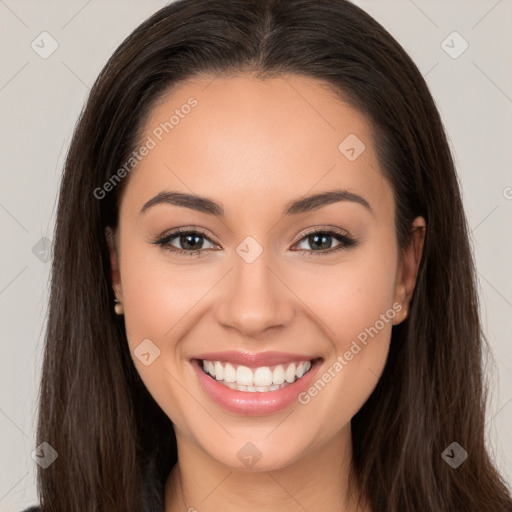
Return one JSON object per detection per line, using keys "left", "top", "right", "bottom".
{"left": 24, "top": 0, "right": 512, "bottom": 510}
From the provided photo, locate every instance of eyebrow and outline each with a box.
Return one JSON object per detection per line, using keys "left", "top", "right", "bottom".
{"left": 140, "top": 188, "right": 373, "bottom": 217}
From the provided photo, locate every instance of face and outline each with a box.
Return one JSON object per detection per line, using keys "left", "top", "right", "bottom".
{"left": 107, "top": 74, "right": 424, "bottom": 472}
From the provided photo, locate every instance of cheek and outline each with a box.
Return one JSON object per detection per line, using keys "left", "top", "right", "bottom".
{"left": 290, "top": 238, "right": 398, "bottom": 419}
{"left": 119, "top": 239, "right": 211, "bottom": 343}
{"left": 118, "top": 242, "right": 212, "bottom": 433}
{"left": 288, "top": 235, "right": 399, "bottom": 349}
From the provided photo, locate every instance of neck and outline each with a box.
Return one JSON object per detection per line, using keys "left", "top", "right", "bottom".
{"left": 164, "top": 424, "right": 370, "bottom": 512}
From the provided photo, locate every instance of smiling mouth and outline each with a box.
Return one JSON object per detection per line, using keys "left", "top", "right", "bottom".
{"left": 198, "top": 358, "right": 318, "bottom": 392}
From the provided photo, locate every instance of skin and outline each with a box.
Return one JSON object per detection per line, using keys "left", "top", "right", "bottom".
{"left": 107, "top": 74, "right": 426, "bottom": 512}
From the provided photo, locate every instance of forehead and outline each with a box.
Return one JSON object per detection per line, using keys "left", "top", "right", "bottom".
{"left": 121, "top": 73, "right": 390, "bottom": 217}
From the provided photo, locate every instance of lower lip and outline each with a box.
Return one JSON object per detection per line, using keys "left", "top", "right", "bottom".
{"left": 192, "top": 358, "right": 322, "bottom": 415}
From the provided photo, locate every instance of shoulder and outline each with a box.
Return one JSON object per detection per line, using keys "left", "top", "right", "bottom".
{"left": 21, "top": 507, "right": 40, "bottom": 512}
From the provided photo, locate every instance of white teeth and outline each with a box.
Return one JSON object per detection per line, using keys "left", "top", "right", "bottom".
{"left": 201, "top": 359, "right": 314, "bottom": 391}
{"left": 253, "top": 367, "right": 273, "bottom": 387}
{"left": 248, "top": 385, "right": 271, "bottom": 392}
{"left": 214, "top": 361, "right": 224, "bottom": 380}
{"left": 223, "top": 363, "right": 236, "bottom": 383}
{"left": 272, "top": 365, "right": 286, "bottom": 385}
{"left": 285, "top": 364, "right": 296, "bottom": 383}
{"left": 225, "top": 382, "right": 286, "bottom": 392}
{"left": 296, "top": 361, "right": 307, "bottom": 378}
{"left": 236, "top": 365, "right": 254, "bottom": 386}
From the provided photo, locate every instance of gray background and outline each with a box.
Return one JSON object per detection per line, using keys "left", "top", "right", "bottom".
{"left": 1, "top": 0, "right": 511, "bottom": 510}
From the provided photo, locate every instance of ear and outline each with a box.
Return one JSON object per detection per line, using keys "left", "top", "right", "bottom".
{"left": 106, "top": 227, "right": 123, "bottom": 302}
{"left": 392, "top": 216, "right": 426, "bottom": 325}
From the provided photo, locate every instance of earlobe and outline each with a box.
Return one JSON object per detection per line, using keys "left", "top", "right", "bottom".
{"left": 392, "top": 217, "right": 426, "bottom": 325}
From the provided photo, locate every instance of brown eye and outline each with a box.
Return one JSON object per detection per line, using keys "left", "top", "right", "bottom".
{"left": 294, "top": 229, "right": 356, "bottom": 255}
{"left": 153, "top": 229, "right": 217, "bottom": 255}
{"left": 175, "top": 233, "right": 205, "bottom": 251}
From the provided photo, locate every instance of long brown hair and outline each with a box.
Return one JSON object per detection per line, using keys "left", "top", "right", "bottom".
{"left": 36, "top": 0, "right": 512, "bottom": 510}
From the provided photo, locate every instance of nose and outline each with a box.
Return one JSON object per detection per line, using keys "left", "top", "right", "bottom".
{"left": 214, "top": 247, "right": 295, "bottom": 338}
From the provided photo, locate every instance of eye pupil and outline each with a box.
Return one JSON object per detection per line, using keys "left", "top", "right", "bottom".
{"left": 181, "top": 234, "right": 203, "bottom": 250}
{"left": 310, "top": 234, "right": 331, "bottom": 250}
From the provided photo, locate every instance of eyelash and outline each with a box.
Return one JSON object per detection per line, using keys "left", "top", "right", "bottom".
{"left": 152, "top": 226, "right": 357, "bottom": 258}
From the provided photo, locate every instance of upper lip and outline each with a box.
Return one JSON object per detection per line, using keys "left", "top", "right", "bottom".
{"left": 192, "top": 351, "right": 319, "bottom": 368}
